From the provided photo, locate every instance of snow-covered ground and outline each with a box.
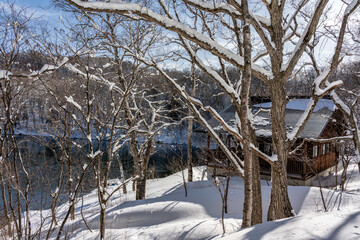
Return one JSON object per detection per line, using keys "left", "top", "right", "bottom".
{"left": 30, "top": 163, "right": 360, "bottom": 239}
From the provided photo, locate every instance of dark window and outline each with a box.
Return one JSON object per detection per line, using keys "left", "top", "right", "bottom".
{"left": 321, "top": 144, "right": 326, "bottom": 155}
{"left": 313, "top": 145, "right": 318, "bottom": 158}
{"left": 264, "top": 143, "right": 272, "bottom": 155}
{"left": 326, "top": 143, "right": 330, "bottom": 154}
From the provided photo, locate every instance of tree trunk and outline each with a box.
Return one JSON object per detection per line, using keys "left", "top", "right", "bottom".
{"left": 99, "top": 205, "right": 106, "bottom": 240}
{"left": 187, "top": 114, "right": 193, "bottom": 182}
{"left": 64, "top": 112, "right": 75, "bottom": 220}
{"left": 267, "top": 161, "right": 294, "bottom": 220}
{"left": 135, "top": 139, "right": 153, "bottom": 200}
{"left": 130, "top": 138, "right": 140, "bottom": 193}
{"left": 136, "top": 175, "right": 147, "bottom": 200}
{"left": 224, "top": 176, "right": 230, "bottom": 214}
{"left": 267, "top": 84, "right": 294, "bottom": 221}
{"left": 240, "top": 0, "right": 259, "bottom": 228}
{"left": 0, "top": 161, "right": 11, "bottom": 234}
{"left": 12, "top": 152, "right": 22, "bottom": 239}
{"left": 116, "top": 152, "right": 127, "bottom": 194}
{"left": 187, "top": 65, "right": 196, "bottom": 182}
{"left": 136, "top": 157, "right": 149, "bottom": 200}
{"left": 349, "top": 114, "right": 360, "bottom": 173}
{"left": 51, "top": 199, "right": 58, "bottom": 226}
{"left": 249, "top": 101, "right": 262, "bottom": 225}
{"left": 241, "top": 140, "right": 253, "bottom": 228}
{"left": 251, "top": 140, "right": 262, "bottom": 225}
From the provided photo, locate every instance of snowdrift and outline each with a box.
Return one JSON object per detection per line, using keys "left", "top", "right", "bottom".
{"left": 29, "top": 164, "right": 360, "bottom": 239}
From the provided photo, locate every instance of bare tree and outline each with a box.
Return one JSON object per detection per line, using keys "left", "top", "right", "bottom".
{"left": 0, "top": 3, "right": 50, "bottom": 238}
{"left": 46, "top": 9, "right": 188, "bottom": 239}
{"left": 62, "top": 0, "right": 360, "bottom": 224}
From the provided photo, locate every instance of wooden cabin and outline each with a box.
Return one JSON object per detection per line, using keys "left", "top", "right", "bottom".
{"left": 200, "top": 98, "right": 349, "bottom": 186}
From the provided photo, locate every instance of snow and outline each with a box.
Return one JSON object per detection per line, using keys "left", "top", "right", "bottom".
{"left": 287, "top": 98, "right": 316, "bottom": 141}
{"left": 88, "top": 150, "right": 102, "bottom": 159}
{"left": 280, "top": 0, "right": 325, "bottom": 73}
{"left": 224, "top": 209, "right": 360, "bottom": 240}
{"left": 65, "top": 95, "right": 82, "bottom": 111}
{"left": 330, "top": 90, "right": 351, "bottom": 116}
{"left": 0, "top": 70, "right": 12, "bottom": 79}
{"left": 255, "top": 128, "right": 272, "bottom": 137}
{"left": 254, "top": 98, "right": 335, "bottom": 112}
{"left": 108, "top": 82, "right": 116, "bottom": 91}
{"left": 25, "top": 162, "right": 360, "bottom": 239}
{"left": 102, "top": 63, "right": 111, "bottom": 69}
{"left": 253, "top": 115, "right": 270, "bottom": 126}
{"left": 68, "top": 0, "right": 273, "bottom": 80}
{"left": 344, "top": 0, "right": 359, "bottom": 16}
{"left": 83, "top": 163, "right": 88, "bottom": 170}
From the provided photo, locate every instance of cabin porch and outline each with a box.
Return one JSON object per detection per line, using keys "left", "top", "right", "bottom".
{"left": 205, "top": 138, "right": 345, "bottom": 186}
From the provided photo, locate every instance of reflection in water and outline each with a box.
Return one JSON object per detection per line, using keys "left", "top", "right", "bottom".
{"left": 1, "top": 135, "right": 201, "bottom": 212}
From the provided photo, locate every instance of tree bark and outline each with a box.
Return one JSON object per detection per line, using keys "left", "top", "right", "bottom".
{"left": 187, "top": 112, "right": 193, "bottom": 182}
{"left": 240, "top": 0, "right": 254, "bottom": 228}
{"left": 135, "top": 139, "right": 153, "bottom": 200}
{"left": 99, "top": 205, "right": 106, "bottom": 240}
{"left": 251, "top": 134, "right": 262, "bottom": 225}
{"left": 187, "top": 65, "right": 197, "bottom": 182}
{"left": 0, "top": 141, "right": 11, "bottom": 234}
{"left": 349, "top": 114, "right": 360, "bottom": 173}
{"left": 224, "top": 176, "right": 230, "bottom": 214}
{"left": 136, "top": 175, "right": 147, "bottom": 200}
{"left": 267, "top": 84, "right": 294, "bottom": 221}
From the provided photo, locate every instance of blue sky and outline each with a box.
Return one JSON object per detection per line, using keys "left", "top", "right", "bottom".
{"left": 0, "top": 0, "right": 69, "bottom": 32}
{"left": 0, "top": 0, "right": 61, "bottom": 20}
{"left": 1, "top": 0, "right": 355, "bottom": 69}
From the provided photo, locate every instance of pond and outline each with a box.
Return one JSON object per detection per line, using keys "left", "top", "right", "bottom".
{"left": 0, "top": 134, "right": 204, "bottom": 213}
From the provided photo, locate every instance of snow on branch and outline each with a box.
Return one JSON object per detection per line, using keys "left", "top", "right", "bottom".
{"left": 87, "top": 150, "right": 102, "bottom": 159}
{"left": 282, "top": 0, "right": 308, "bottom": 32}
{"left": 286, "top": 77, "right": 342, "bottom": 143}
{"left": 189, "top": 97, "right": 239, "bottom": 137}
{"left": 113, "top": 29, "right": 276, "bottom": 169}
{"left": 188, "top": 95, "right": 276, "bottom": 165}
{"left": 0, "top": 57, "right": 70, "bottom": 80}
{"left": 287, "top": 0, "right": 360, "bottom": 144}
{"left": 184, "top": 0, "right": 242, "bottom": 18}
{"left": 188, "top": 0, "right": 274, "bottom": 70}
{"left": 180, "top": 38, "right": 244, "bottom": 108}
{"left": 344, "top": 0, "right": 360, "bottom": 15}
{"left": 65, "top": 96, "right": 82, "bottom": 111}
{"left": 312, "top": 68, "right": 343, "bottom": 97}
{"left": 330, "top": 90, "right": 350, "bottom": 116}
{"left": 0, "top": 70, "right": 12, "bottom": 79}
{"left": 281, "top": 0, "right": 328, "bottom": 74}
{"left": 152, "top": 67, "right": 245, "bottom": 176}
{"left": 186, "top": 0, "right": 271, "bottom": 27}
{"left": 65, "top": 63, "right": 124, "bottom": 95}
{"left": 65, "top": 0, "right": 273, "bottom": 81}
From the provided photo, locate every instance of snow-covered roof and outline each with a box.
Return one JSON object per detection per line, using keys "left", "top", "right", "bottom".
{"left": 254, "top": 99, "right": 335, "bottom": 112}
{"left": 197, "top": 98, "right": 336, "bottom": 139}
{"left": 254, "top": 98, "right": 335, "bottom": 138}
{"left": 254, "top": 108, "right": 333, "bottom": 138}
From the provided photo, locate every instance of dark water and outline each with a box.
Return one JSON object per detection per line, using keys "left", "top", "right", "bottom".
{"left": 0, "top": 135, "right": 202, "bottom": 212}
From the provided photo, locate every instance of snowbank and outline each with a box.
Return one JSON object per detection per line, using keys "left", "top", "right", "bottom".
{"left": 27, "top": 164, "right": 360, "bottom": 239}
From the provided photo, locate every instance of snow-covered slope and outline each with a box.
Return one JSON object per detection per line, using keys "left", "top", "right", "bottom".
{"left": 223, "top": 209, "right": 360, "bottom": 240}
{"left": 33, "top": 164, "right": 360, "bottom": 239}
